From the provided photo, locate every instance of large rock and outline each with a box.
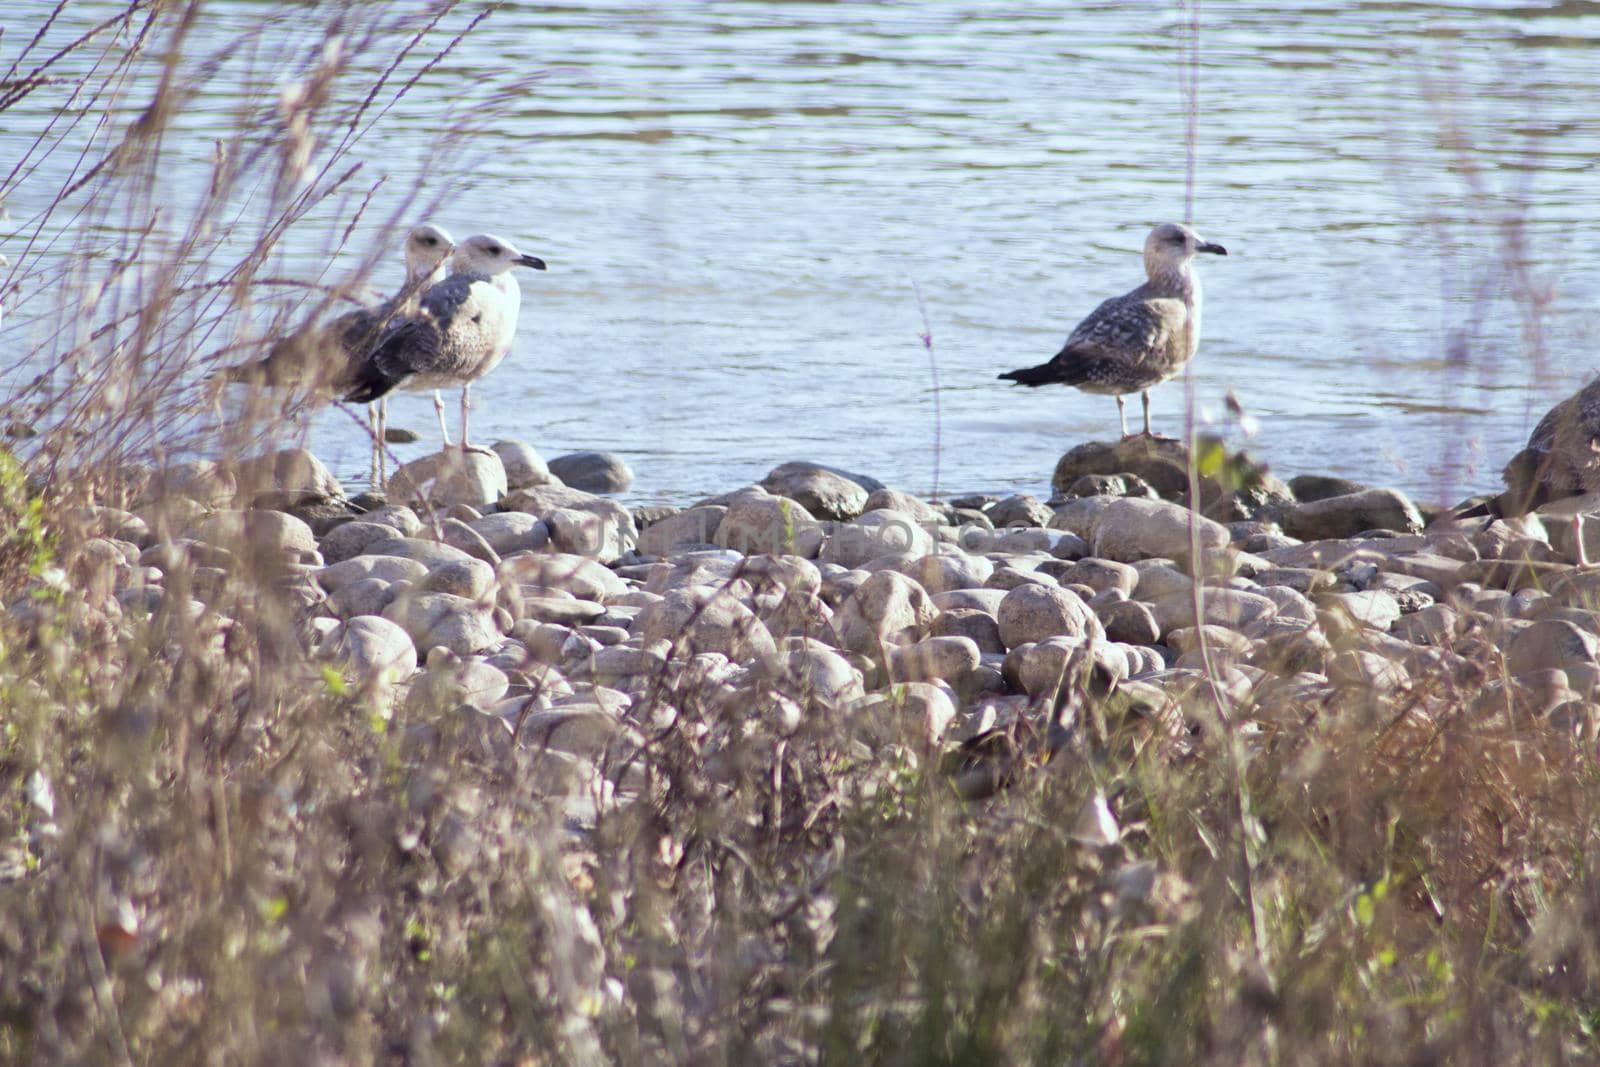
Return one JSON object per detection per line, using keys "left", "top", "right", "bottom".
{"left": 383, "top": 592, "right": 501, "bottom": 656}
{"left": 491, "top": 440, "right": 555, "bottom": 490}
{"left": 1052, "top": 437, "right": 1291, "bottom": 519}
{"left": 1281, "top": 488, "right": 1424, "bottom": 541}
{"left": 1088, "top": 498, "right": 1231, "bottom": 567}
{"left": 405, "top": 657, "right": 510, "bottom": 714}
{"left": 234, "top": 448, "right": 342, "bottom": 502}
{"left": 548, "top": 450, "right": 634, "bottom": 493}
{"left": 468, "top": 511, "right": 550, "bottom": 556}
{"left": 140, "top": 459, "right": 236, "bottom": 508}
{"left": 760, "top": 641, "right": 865, "bottom": 705}
{"left": 714, "top": 488, "right": 826, "bottom": 558}
{"left": 359, "top": 504, "right": 422, "bottom": 537}
{"left": 1006, "top": 637, "right": 1128, "bottom": 701}
{"left": 501, "top": 552, "right": 627, "bottom": 602}
{"left": 501, "top": 484, "right": 637, "bottom": 561}
{"left": 996, "top": 583, "right": 1104, "bottom": 649}
{"left": 832, "top": 570, "right": 938, "bottom": 655}
{"left": 327, "top": 576, "right": 396, "bottom": 619}
{"left": 1146, "top": 587, "right": 1277, "bottom": 635}
{"left": 1097, "top": 599, "right": 1161, "bottom": 645}
{"left": 323, "top": 615, "right": 417, "bottom": 686}
{"left": 1059, "top": 557, "right": 1138, "bottom": 597}
{"left": 640, "top": 506, "right": 727, "bottom": 556}
{"left": 317, "top": 554, "right": 428, "bottom": 592}
{"left": 895, "top": 550, "right": 994, "bottom": 593}
{"left": 1051, "top": 437, "right": 1194, "bottom": 498}
{"left": 761, "top": 462, "right": 874, "bottom": 521}
{"left": 888, "top": 635, "right": 982, "bottom": 685}
{"left": 862, "top": 489, "right": 943, "bottom": 524}
{"left": 931, "top": 588, "right": 1008, "bottom": 615}
{"left": 635, "top": 587, "right": 777, "bottom": 662}
{"left": 419, "top": 558, "right": 495, "bottom": 600}
{"left": 987, "top": 495, "right": 1054, "bottom": 529}
{"left": 544, "top": 508, "right": 635, "bottom": 562}
{"left": 852, "top": 682, "right": 959, "bottom": 746}
{"left": 364, "top": 536, "right": 475, "bottom": 570}
{"left": 1318, "top": 590, "right": 1401, "bottom": 632}
{"left": 196, "top": 509, "right": 318, "bottom": 561}
{"left": 1288, "top": 474, "right": 1367, "bottom": 503}
{"left": 386, "top": 450, "right": 508, "bottom": 510}
{"left": 819, "top": 509, "right": 936, "bottom": 569}
{"left": 437, "top": 518, "right": 501, "bottom": 566}
{"left": 929, "top": 607, "right": 1005, "bottom": 654}
{"left": 320, "top": 520, "right": 403, "bottom": 564}
{"left": 1506, "top": 619, "right": 1599, "bottom": 677}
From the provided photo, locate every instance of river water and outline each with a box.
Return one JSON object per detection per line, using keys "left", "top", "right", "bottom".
{"left": 4, "top": 1, "right": 1599, "bottom": 506}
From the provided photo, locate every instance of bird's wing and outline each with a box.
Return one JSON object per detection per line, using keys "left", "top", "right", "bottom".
{"left": 377, "top": 275, "right": 481, "bottom": 373}
{"left": 1060, "top": 293, "right": 1187, "bottom": 363}
{"left": 226, "top": 303, "right": 377, "bottom": 389}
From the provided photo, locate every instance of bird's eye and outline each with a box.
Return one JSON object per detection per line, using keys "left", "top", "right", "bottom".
{"left": 485, "top": 245, "right": 502, "bottom": 256}
{"left": 421, "top": 236, "right": 436, "bottom": 245}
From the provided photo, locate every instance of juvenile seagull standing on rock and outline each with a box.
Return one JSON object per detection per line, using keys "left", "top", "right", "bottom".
{"left": 221, "top": 223, "right": 455, "bottom": 483}
{"left": 999, "top": 222, "right": 1227, "bottom": 438}
{"left": 343, "top": 233, "right": 547, "bottom": 452}
{"left": 1484, "top": 376, "right": 1600, "bottom": 519}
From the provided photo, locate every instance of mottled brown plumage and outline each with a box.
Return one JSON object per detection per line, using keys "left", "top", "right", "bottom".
{"left": 999, "top": 222, "right": 1227, "bottom": 437}
{"left": 1495, "top": 376, "right": 1600, "bottom": 518}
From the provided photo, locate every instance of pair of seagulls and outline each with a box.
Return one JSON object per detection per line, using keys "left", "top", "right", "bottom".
{"left": 226, "top": 225, "right": 546, "bottom": 466}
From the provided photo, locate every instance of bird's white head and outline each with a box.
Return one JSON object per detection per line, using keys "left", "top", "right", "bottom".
{"left": 1143, "top": 222, "right": 1226, "bottom": 281}
{"left": 403, "top": 223, "right": 456, "bottom": 284}
{"left": 451, "top": 233, "right": 547, "bottom": 277}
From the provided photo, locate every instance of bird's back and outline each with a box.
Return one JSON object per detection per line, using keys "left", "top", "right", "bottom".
{"left": 1043, "top": 285, "right": 1193, "bottom": 393}
{"left": 359, "top": 272, "right": 517, "bottom": 391}
{"left": 1502, "top": 379, "right": 1600, "bottom": 508}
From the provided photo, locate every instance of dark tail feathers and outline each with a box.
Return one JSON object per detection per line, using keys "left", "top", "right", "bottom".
{"left": 342, "top": 360, "right": 404, "bottom": 404}
{"left": 997, "top": 361, "right": 1062, "bottom": 387}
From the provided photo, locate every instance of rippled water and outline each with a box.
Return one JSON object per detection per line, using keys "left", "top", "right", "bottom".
{"left": 5, "top": 2, "right": 1600, "bottom": 505}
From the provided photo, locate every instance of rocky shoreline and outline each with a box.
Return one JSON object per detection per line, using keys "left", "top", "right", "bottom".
{"left": 37, "top": 435, "right": 1600, "bottom": 811}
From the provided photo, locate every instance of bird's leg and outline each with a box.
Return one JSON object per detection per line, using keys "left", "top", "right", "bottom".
{"left": 1116, "top": 395, "right": 1130, "bottom": 439}
{"left": 459, "top": 383, "right": 494, "bottom": 455}
{"left": 368, "top": 401, "right": 381, "bottom": 490}
{"left": 375, "top": 399, "right": 390, "bottom": 492}
{"left": 433, "top": 390, "right": 453, "bottom": 449}
{"left": 1575, "top": 515, "right": 1594, "bottom": 569}
{"left": 1140, "top": 390, "right": 1178, "bottom": 441}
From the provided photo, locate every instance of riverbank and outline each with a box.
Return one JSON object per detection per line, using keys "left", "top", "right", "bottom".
{"left": 5, "top": 434, "right": 1597, "bottom": 1061}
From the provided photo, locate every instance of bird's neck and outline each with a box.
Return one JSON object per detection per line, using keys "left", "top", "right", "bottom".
{"left": 1144, "top": 257, "right": 1197, "bottom": 301}
{"left": 494, "top": 273, "right": 522, "bottom": 307}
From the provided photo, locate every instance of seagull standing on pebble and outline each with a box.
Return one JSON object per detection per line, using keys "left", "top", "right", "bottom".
{"left": 1470, "top": 376, "right": 1600, "bottom": 536}
{"left": 999, "top": 222, "right": 1227, "bottom": 439}
{"left": 343, "top": 233, "right": 547, "bottom": 452}
{"left": 222, "top": 223, "right": 455, "bottom": 483}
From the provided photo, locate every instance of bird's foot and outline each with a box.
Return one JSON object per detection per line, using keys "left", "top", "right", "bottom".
{"left": 458, "top": 442, "right": 497, "bottom": 457}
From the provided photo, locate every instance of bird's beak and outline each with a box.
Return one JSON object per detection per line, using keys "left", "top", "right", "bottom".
{"left": 1198, "top": 242, "right": 1227, "bottom": 256}
{"left": 519, "top": 254, "right": 547, "bottom": 270}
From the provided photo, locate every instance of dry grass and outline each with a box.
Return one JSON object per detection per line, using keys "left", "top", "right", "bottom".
{"left": 3, "top": 4, "right": 1600, "bottom": 1065}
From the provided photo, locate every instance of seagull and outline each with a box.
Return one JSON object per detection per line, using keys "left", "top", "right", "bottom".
{"left": 1476, "top": 376, "right": 1600, "bottom": 524}
{"left": 998, "top": 222, "right": 1227, "bottom": 438}
{"left": 221, "top": 223, "right": 455, "bottom": 483}
{"left": 342, "top": 233, "right": 547, "bottom": 452}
